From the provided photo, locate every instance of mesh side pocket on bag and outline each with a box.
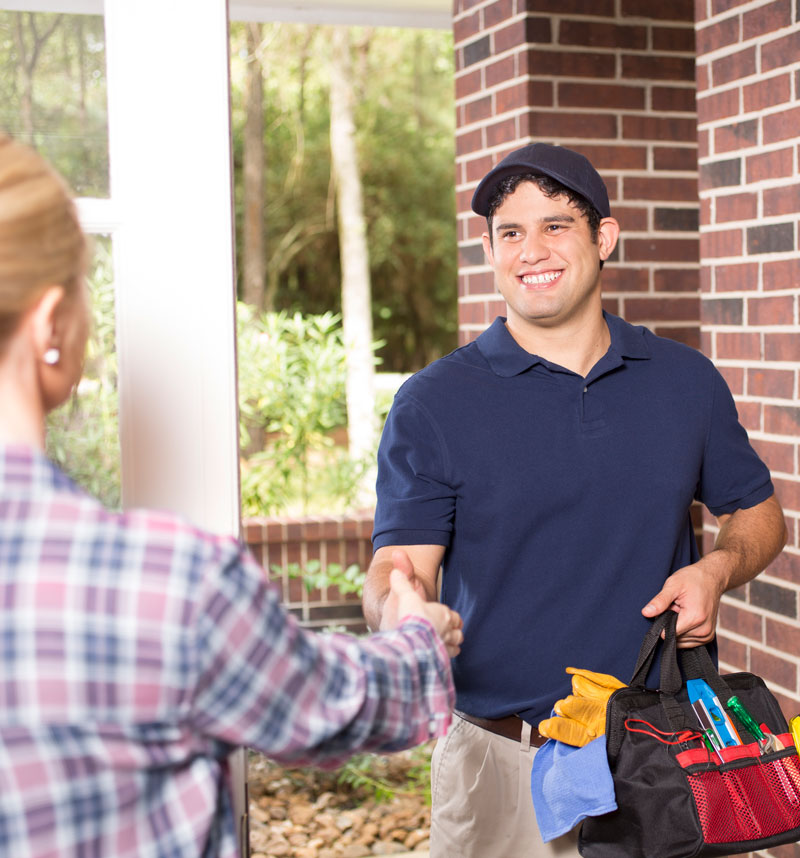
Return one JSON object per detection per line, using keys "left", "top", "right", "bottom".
{"left": 686, "top": 753, "right": 800, "bottom": 844}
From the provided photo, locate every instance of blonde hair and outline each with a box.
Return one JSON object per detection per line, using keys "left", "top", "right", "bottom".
{"left": 0, "top": 133, "right": 86, "bottom": 345}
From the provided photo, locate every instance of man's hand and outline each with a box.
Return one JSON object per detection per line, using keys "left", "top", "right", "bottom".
{"left": 379, "top": 549, "right": 428, "bottom": 631}
{"left": 641, "top": 556, "right": 727, "bottom": 647}
{"left": 390, "top": 568, "right": 463, "bottom": 658}
{"left": 642, "top": 495, "right": 786, "bottom": 648}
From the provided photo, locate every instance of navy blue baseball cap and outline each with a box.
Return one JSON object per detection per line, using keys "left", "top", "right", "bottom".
{"left": 471, "top": 142, "right": 611, "bottom": 218}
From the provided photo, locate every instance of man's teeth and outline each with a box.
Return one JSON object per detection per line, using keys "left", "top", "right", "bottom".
{"left": 522, "top": 272, "right": 560, "bottom": 284}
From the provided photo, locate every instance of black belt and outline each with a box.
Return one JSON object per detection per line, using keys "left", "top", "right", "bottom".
{"left": 456, "top": 710, "right": 547, "bottom": 747}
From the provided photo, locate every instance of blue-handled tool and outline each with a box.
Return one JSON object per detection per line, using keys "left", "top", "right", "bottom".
{"left": 687, "top": 679, "right": 741, "bottom": 747}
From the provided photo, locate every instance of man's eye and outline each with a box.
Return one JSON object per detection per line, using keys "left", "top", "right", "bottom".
{"left": 502, "top": 231, "right": 519, "bottom": 239}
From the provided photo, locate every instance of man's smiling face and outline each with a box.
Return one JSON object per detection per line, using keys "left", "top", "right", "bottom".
{"left": 482, "top": 180, "right": 617, "bottom": 338}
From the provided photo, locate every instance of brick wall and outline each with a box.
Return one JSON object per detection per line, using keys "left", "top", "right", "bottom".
{"left": 454, "top": 0, "right": 701, "bottom": 347}
{"left": 244, "top": 513, "right": 372, "bottom": 633}
{"left": 695, "top": 1, "right": 800, "bottom": 735}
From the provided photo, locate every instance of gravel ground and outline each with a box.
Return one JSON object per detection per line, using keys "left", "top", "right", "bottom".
{"left": 248, "top": 746, "right": 433, "bottom": 858}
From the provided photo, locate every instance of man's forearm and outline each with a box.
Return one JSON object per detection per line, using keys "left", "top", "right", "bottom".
{"left": 708, "top": 493, "right": 787, "bottom": 591}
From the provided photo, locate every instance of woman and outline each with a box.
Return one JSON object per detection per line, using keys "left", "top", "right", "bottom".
{"left": 0, "top": 133, "right": 462, "bottom": 858}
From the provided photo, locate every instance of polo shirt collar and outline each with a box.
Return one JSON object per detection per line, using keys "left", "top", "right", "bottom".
{"left": 476, "top": 312, "right": 651, "bottom": 378}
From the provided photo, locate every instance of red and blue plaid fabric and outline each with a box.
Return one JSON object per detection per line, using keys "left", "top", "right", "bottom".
{"left": 0, "top": 445, "right": 453, "bottom": 857}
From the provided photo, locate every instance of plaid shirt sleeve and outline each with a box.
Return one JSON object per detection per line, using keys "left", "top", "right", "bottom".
{"left": 190, "top": 545, "right": 454, "bottom": 768}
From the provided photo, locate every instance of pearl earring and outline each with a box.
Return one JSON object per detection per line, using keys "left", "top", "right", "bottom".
{"left": 43, "top": 347, "right": 60, "bottom": 365}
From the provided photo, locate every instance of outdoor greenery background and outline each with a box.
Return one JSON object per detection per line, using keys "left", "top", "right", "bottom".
{"left": 3, "top": 12, "right": 457, "bottom": 517}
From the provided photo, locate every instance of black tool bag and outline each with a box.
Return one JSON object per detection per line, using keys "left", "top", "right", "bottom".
{"left": 579, "top": 610, "right": 800, "bottom": 858}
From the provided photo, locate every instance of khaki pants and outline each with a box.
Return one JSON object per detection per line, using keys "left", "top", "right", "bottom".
{"left": 430, "top": 714, "right": 582, "bottom": 858}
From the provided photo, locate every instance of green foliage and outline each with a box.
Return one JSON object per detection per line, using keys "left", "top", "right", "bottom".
{"left": 238, "top": 303, "right": 381, "bottom": 516}
{"left": 229, "top": 23, "right": 457, "bottom": 373}
{"left": 46, "top": 238, "right": 120, "bottom": 508}
{"left": 336, "top": 746, "right": 433, "bottom": 805}
{"left": 0, "top": 12, "right": 109, "bottom": 196}
{"left": 277, "top": 560, "right": 366, "bottom": 597}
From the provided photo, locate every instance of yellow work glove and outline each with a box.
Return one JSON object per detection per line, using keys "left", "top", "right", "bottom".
{"left": 538, "top": 667, "right": 626, "bottom": 747}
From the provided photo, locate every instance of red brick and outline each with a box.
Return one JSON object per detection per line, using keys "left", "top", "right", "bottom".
{"left": 715, "top": 192, "right": 758, "bottom": 223}
{"left": 748, "top": 295, "right": 794, "bottom": 326}
{"left": 494, "top": 17, "right": 551, "bottom": 55}
{"left": 696, "top": 16, "right": 740, "bottom": 56}
{"left": 764, "top": 106, "right": 800, "bottom": 145}
{"left": 697, "top": 127, "right": 709, "bottom": 160}
{"left": 520, "top": 0, "right": 615, "bottom": 13}
{"left": 711, "top": 46, "right": 757, "bottom": 87}
{"left": 751, "top": 438, "right": 795, "bottom": 474}
{"left": 765, "top": 405, "right": 800, "bottom": 436}
{"left": 485, "top": 116, "right": 518, "bottom": 148}
{"left": 455, "top": 67, "right": 483, "bottom": 100}
{"left": 717, "top": 635, "right": 748, "bottom": 672}
{"left": 736, "top": 400, "right": 763, "bottom": 433}
{"left": 764, "top": 258, "right": 800, "bottom": 292}
{"left": 713, "top": 262, "right": 760, "bottom": 292}
{"left": 762, "top": 29, "right": 800, "bottom": 73}
{"left": 653, "top": 145, "right": 698, "bottom": 172}
{"left": 651, "top": 85, "right": 696, "bottom": 113}
{"left": 696, "top": 62, "right": 709, "bottom": 93}
{"left": 699, "top": 228, "right": 743, "bottom": 258}
{"left": 743, "top": 73, "right": 792, "bottom": 113}
{"left": 528, "top": 110, "right": 617, "bottom": 139}
{"left": 747, "top": 146, "right": 794, "bottom": 183}
{"left": 580, "top": 144, "right": 648, "bottom": 171}
{"left": 710, "top": 0, "right": 749, "bottom": 12}
{"left": 623, "top": 176, "right": 698, "bottom": 202}
{"left": 765, "top": 332, "right": 800, "bottom": 362}
{"left": 453, "top": 8, "right": 481, "bottom": 43}
{"left": 655, "top": 325, "right": 700, "bottom": 348}
{"left": 747, "top": 368, "right": 795, "bottom": 399}
{"left": 704, "top": 296, "right": 744, "bottom": 324}
{"left": 653, "top": 269, "right": 700, "bottom": 293}
{"left": 455, "top": 127, "right": 484, "bottom": 158}
{"left": 464, "top": 152, "right": 494, "bottom": 183}
{"left": 527, "top": 49, "right": 615, "bottom": 78}
{"left": 694, "top": 0, "right": 709, "bottom": 22}
{"left": 744, "top": 0, "right": 792, "bottom": 42}
{"left": 715, "top": 331, "right": 761, "bottom": 361}
{"left": 613, "top": 205, "right": 648, "bottom": 232}
{"left": 464, "top": 94, "right": 493, "bottom": 124}
{"left": 559, "top": 82, "right": 645, "bottom": 110}
{"left": 652, "top": 25, "right": 696, "bottom": 53}
{"left": 696, "top": 88, "right": 740, "bottom": 124}
{"left": 483, "top": 0, "right": 513, "bottom": 29}
{"left": 718, "top": 365, "right": 744, "bottom": 394}
{"left": 767, "top": 552, "right": 800, "bottom": 586}
{"left": 714, "top": 119, "right": 758, "bottom": 154}
{"left": 719, "top": 601, "right": 764, "bottom": 641}
{"left": 623, "top": 295, "right": 700, "bottom": 322}
{"left": 622, "top": 53, "right": 696, "bottom": 82}
{"left": 483, "top": 54, "right": 515, "bottom": 89}
{"left": 559, "top": 19, "right": 647, "bottom": 50}
{"left": 749, "top": 646, "right": 797, "bottom": 692}
{"left": 600, "top": 266, "right": 650, "bottom": 293}
{"left": 764, "top": 183, "right": 800, "bottom": 217}
{"left": 620, "top": 0, "right": 695, "bottom": 20}
{"left": 496, "top": 80, "right": 543, "bottom": 113}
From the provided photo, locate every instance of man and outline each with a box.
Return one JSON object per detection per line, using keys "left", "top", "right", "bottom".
{"left": 362, "top": 143, "right": 786, "bottom": 857}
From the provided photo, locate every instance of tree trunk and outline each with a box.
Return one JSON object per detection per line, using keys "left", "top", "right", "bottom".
{"left": 328, "top": 26, "right": 377, "bottom": 475}
{"left": 242, "top": 21, "right": 265, "bottom": 309}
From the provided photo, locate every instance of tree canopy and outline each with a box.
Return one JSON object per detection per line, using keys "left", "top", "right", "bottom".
{"left": 229, "top": 23, "right": 458, "bottom": 372}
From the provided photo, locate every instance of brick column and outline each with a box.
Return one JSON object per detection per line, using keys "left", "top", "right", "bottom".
{"left": 696, "top": 2, "right": 800, "bottom": 721}
{"left": 454, "top": 0, "right": 700, "bottom": 346}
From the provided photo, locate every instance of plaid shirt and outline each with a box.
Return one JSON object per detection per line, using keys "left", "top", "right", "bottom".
{"left": 0, "top": 445, "right": 454, "bottom": 857}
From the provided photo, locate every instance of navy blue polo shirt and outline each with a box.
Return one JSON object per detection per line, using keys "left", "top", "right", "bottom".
{"left": 373, "top": 312, "right": 774, "bottom": 725}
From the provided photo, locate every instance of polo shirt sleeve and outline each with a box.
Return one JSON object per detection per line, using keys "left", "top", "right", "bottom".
{"left": 372, "top": 390, "right": 455, "bottom": 549}
{"left": 697, "top": 364, "right": 774, "bottom": 517}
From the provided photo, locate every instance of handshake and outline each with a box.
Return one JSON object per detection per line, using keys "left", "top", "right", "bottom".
{"left": 538, "top": 667, "right": 626, "bottom": 747}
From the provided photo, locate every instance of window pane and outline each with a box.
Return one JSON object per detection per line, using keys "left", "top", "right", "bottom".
{"left": 0, "top": 11, "right": 109, "bottom": 197}
{"left": 46, "top": 236, "right": 120, "bottom": 508}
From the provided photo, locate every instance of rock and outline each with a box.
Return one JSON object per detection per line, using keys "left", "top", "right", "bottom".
{"left": 340, "top": 845, "right": 371, "bottom": 858}
{"left": 371, "top": 841, "right": 408, "bottom": 854}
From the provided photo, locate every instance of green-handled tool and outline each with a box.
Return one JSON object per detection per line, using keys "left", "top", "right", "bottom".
{"left": 726, "top": 696, "right": 765, "bottom": 742}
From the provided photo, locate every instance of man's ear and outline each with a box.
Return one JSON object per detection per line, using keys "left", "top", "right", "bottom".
{"left": 597, "top": 218, "right": 620, "bottom": 262}
{"left": 482, "top": 232, "right": 494, "bottom": 266}
{"left": 28, "top": 285, "right": 66, "bottom": 359}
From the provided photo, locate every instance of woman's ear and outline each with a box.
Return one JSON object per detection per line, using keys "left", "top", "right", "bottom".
{"left": 29, "top": 285, "right": 66, "bottom": 362}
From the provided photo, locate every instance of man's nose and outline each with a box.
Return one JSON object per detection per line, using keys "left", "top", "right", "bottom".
{"left": 519, "top": 232, "right": 549, "bottom": 263}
